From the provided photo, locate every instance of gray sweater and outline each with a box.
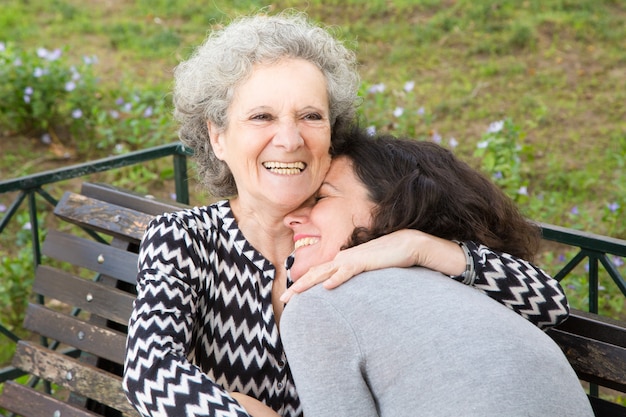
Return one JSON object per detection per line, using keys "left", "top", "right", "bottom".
{"left": 281, "top": 267, "right": 593, "bottom": 417}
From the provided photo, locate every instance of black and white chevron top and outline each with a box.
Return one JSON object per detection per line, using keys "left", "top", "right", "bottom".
{"left": 123, "top": 200, "right": 569, "bottom": 417}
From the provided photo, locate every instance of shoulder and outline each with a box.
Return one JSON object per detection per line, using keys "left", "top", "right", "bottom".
{"left": 145, "top": 200, "right": 229, "bottom": 235}
{"left": 283, "top": 267, "right": 450, "bottom": 318}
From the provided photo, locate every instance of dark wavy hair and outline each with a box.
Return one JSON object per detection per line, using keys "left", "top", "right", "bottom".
{"left": 332, "top": 126, "right": 541, "bottom": 261}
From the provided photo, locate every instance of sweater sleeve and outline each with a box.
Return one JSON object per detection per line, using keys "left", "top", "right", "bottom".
{"left": 456, "top": 241, "right": 570, "bottom": 330}
{"left": 122, "top": 214, "right": 250, "bottom": 417}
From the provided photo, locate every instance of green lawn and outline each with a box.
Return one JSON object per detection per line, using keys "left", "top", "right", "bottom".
{"left": 1, "top": 0, "right": 625, "bottom": 320}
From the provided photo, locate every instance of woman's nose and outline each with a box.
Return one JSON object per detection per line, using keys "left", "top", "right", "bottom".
{"left": 284, "top": 198, "right": 314, "bottom": 228}
{"left": 274, "top": 119, "right": 304, "bottom": 151}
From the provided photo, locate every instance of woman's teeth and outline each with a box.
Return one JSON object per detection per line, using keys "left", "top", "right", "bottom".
{"left": 295, "top": 237, "right": 319, "bottom": 249}
{"left": 263, "top": 161, "right": 305, "bottom": 175}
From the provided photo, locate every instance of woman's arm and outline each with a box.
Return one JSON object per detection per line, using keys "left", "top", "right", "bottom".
{"left": 281, "top": 229, "right": 569, "bottom": 329}
{"left": 462, "top": 240, "right": 569, "bottom": 329}
{"left": 230, "top": 393, "right": 281, "bottom": 417}
{"left": 123, "top": 214, "right": 251, "bottom": 417}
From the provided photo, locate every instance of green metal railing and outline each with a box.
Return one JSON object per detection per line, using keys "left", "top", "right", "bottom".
{"left": 0, "top": 142, "right": 192, "bottom": 383}
{"left": 540, "top": 222, "right": 626, "bottom": 314}
{"left": 0, "top": 144, "right": 625, "bottom": 386}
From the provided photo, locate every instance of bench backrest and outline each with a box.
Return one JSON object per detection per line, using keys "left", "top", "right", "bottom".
{"left": 547, "top": 309, "right": 626, "bottom": 416}
{"left": 0, "top": 182, "right": 183, "bottom": 417}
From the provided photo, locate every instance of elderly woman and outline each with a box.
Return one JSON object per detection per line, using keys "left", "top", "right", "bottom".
{"left": 123, "top": 12, "right": 569, "bottom": 417}
{"left": 281, "top": 129, "right": 593, "bottom": 417}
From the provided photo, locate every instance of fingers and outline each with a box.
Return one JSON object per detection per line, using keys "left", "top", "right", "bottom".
{"left": 279, "top": 288, "right": 295, "bottom": 304}
{"left": 321, "top": 265, "right": 359, "bottom": 289}
{"left": 280, "top": 263, "right": 338, "bottom": 303}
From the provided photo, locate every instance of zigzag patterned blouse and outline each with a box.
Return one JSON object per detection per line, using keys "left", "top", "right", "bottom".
{"left": 123, "top": 200, "right": 569, "bottom": 417}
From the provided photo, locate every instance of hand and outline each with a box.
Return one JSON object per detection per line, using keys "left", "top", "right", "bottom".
{"left": 281, "top": 229, "right": 465, "bottom": 303}
{"left": 230, "top": 392, "right": 281, "bottom": 417}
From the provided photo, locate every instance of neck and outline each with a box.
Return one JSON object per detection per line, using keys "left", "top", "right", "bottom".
{"left": 229, "top": 197, "right": 295, "bottom": 267}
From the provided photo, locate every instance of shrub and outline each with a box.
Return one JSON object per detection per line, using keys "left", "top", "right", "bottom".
{"left": 0, "top": 41, "right": 100, "bottom": 144}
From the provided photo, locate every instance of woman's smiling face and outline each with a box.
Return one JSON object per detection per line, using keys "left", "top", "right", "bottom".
{"left": 207, "top": 58, "right": 332, "bottom": 212}
{"left": 284, "top": 156, "right": 376, "bottom": 280}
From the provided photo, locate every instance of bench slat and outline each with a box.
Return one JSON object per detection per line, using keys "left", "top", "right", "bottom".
{"left": 54, "top": 191, "right": 154, "bottom": 242}
{"left": 82, "top": 182, "right": 182, "bottom": 216}
{"left": 23, "top": 303, "right": 127, "bottom": 365}
{"left": 554, "top": 309, "right": 626, "bottom": 347}
{"left": 33, "top": 265, "right": 135, "bottom": 325}
{"left": 11, "top": 341, "right": 138, "bottom": 416}
{"left": 548, "top": 326, "right": 626, "bottom": 393}
{"left": 0, "top": 380, "right": 101, "bottom": 417}
{"left": 43, "top": 230, "right": 139, "bottom": 285}
{"left": 548, "top": 309, "right": 626, "bottom": 395}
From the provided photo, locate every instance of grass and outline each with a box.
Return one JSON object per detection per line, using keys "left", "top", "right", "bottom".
{"left": 1, "top": 1, "right": 625, "bottom": 321}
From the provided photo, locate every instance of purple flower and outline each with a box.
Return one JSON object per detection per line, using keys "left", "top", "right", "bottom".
{"left": 476, "top": 140, "right": 489, "bottom": 149}
{"left": 0, "top": 204, "right": 6, "bottom": 213}
{"left": 33, "top": 67, "right": 45, "bottom": 77}
{"left": 115, "top": 97, "right": 125, "bottom": 106}
{"left": 393, "top": 107, "right": 404, "bottom": 117}
{"left": 24, "top": 86, "right": 33, "bottom": 95}
{"left": 367, "top": 83, "right": 385, "bottom": 94}
{"left": 607, "top": 202, "right": 620, "bottom": 212}
{"left": 517, "top": 186, "right": 528, "bottom": 196}
{"left": 65, "top": 81, "right": 76, "bottom": 92}
{"left": 22, "top": 222, "right": 32, "bottom": 231}
{"left": 170, "top": 193, "right": 177, "bottom": 201}
{"left": 570, "top": 206, "right": 579, "bottom": 215}
{"left": 403, "top": 81, "right": 415, "bottom": 92}
{"left": 449, "top": 137, "right": 458, "bottom": 148}
{"left": 143, "top": 106, "right": 154, "bottom": 118}
{"left": 23, "top": 95, "right": 31, "bottom": 103}
{"left": 486, "top": 120, "right": 504, "bottom": 133}
{"left": 416, "top": 106, "right": 425, "bottom": 116}
{"left": 558, "top": 254, "right": 566, "bottom": 262}
{"left": 613, "top": 256, "right": 624, "bottom": 268}
{"left": 47, "top": 48, "right": 62, "bottom": 61}
{"left": 71, "top": 109, "right": 83, "bottom": 119}
{"left": 83, "top": 55, "right": 98, "bottom": 65}
{"left": 123, "top": 102, "right": 132, "bottom": 112}
{"left": 41, "top": 133, "right": 51, "bottom": 144}
{"left": 0, "top": 42, "right": 5, "bottom": 52}
{"left": 493, "top": 171, "right": 503, "bottom": 180}
{"left": 109, "top": 110, "right": 120, "bottom": 119}
{"left": 71, "top": 66, "right": 81, "bottom": 81}
{"left": 366, "top": 125, "right": 376, "bottom": 136}
{"left": 431, "top": 131, "right": 442, "bottom": 144}
{"left": 37, "top": 47, "right": 61, "bottom": 61}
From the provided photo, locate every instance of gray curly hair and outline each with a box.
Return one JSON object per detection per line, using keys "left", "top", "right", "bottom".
{"left": 173, "top": 11, "right": 360, "bottom": 197}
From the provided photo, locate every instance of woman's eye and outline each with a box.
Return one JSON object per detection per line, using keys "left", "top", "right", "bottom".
{"left": 251, "top": 113, "right": 272, "bottom": 121}
{"left": 303, "top": 113, "right": 322, "bottom": 121}
{"left": 314, "top": 194, "right": 327, "bottom": 202}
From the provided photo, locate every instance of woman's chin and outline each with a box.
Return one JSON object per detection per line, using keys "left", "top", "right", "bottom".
{"left": 289, "top": 261, "right": 313, "bottom": 283}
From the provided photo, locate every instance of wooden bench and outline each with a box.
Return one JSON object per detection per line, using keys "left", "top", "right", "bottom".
{"left": 1, "top": 182, "right": 625, "bottom": 416}
{"left": 547, "top": 309, "right": 626, "bottom": 416}
{"left": 0, "top": 182, "right": 183, "bottom": 417}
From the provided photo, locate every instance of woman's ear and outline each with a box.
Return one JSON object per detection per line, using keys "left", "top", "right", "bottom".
{"left": 207, "top": 121, "right": 225, "bottom": 160}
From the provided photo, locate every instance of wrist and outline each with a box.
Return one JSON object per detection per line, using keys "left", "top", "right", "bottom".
{"left": 452, "top": 240, "right": 476, "bottom": 286}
